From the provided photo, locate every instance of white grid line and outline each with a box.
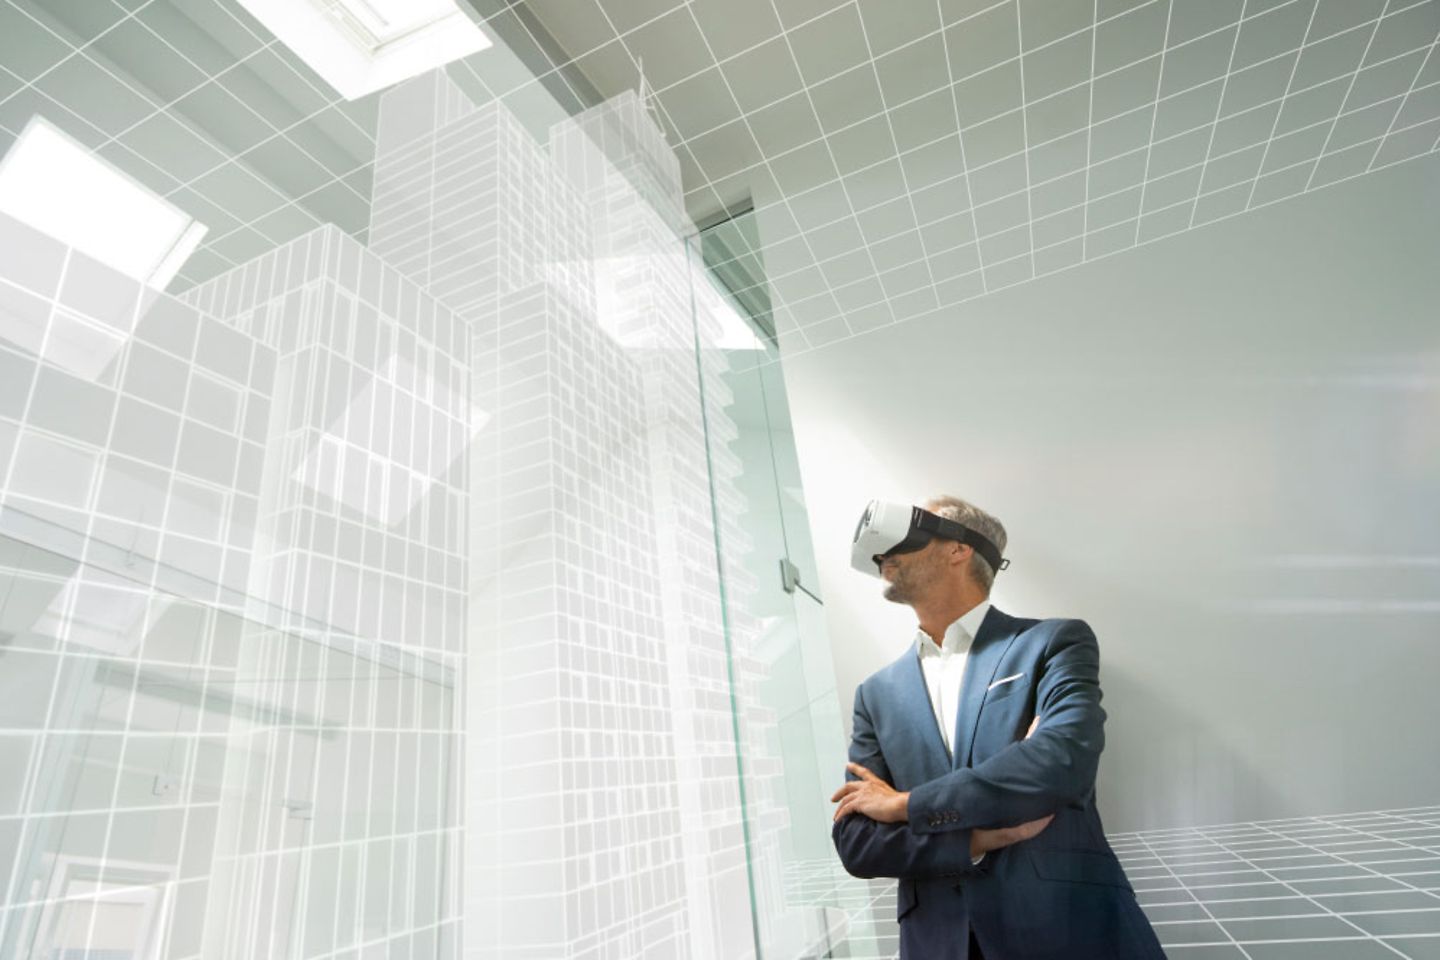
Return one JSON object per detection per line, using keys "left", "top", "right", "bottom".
{"left": 1303, "top": 0, "right": 1394, "bottom": 191}
{"left": 1365, "top": 20, "right": 1440, "bottom": 173}
{"left": 934, "top": 0, "right": 992, "bottom": 298}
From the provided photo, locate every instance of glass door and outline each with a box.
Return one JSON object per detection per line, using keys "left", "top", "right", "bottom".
{"left": 687, "top": 212, "right": 854, "bottom": 958}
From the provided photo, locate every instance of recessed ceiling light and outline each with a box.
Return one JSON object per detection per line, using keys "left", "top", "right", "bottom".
{"left": 238, "top": 0, "right": 492, "bottom": 101}
{"left": 0, "top": 116, "right": 207, "bottom": 291}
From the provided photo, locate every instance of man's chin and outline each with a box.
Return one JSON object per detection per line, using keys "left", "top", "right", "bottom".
{"left": 882, "top": 583, "right": 906, "bottom": 603}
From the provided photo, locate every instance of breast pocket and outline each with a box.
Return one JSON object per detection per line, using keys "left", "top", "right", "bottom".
{"left": 972, "top": 680, "right": 1033, "bottom": 760}
{"left": 984, "top": 677, "right": 1027, "bottom": 704}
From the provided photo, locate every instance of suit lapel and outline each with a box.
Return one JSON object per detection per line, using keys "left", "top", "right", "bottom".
{"left": 952, "top": 606, "right": 1021, "bottom": 770}
{"left": 899, "top": 647, "right": 952, "bottom": 779}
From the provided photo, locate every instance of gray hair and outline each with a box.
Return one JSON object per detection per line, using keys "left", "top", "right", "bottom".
{"left": 925, "top": 495, "right": 1008, "bottom": 593}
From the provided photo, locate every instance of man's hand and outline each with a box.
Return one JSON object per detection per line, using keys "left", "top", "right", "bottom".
{"left": 831, "top": 763, "right": 910, "bottom": 823}
{"left": 832, "top": 716, "right": 1055, "bottom": 847}
{"left": 970, "top": 814, "right": 1054, "bottom": 858}
{"left": 831, "top": 763, "right": 1053, "bottom": 853}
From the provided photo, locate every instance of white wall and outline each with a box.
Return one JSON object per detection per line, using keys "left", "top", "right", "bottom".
{"left": 782, "top": 155, "right": 1440, "bottom": 833}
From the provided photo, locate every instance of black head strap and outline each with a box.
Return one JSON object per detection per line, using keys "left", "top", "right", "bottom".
{"left": 913, "top": 507, "right": 1009, "bottom": 574}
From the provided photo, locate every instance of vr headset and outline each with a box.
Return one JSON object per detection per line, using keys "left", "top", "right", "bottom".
{"left": 851, "top": 500, "right": 1009, "bottom": 578}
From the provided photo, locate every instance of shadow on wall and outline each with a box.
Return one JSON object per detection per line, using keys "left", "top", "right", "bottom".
{"left": 1068, "top": 546, "right": 1440, "bottom": 836}
{"left": 1014, "top": 548, "right": 1290, "bottom": 836}
{"left": 1099, "top": 658, "right": 1285, "bottom": 836}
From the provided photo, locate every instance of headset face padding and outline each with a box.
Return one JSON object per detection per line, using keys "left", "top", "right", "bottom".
{"left": 851, "top": 500, "right": 914, "bottom": 575}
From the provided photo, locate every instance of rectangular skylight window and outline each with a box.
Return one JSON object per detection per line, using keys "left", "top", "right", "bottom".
{"left": 238, "top": 0, "right": 492, "bottom": 101}
{"left": 0, "top": 116, "right": 206, "bottom": 291}
{"left": 323, "top": 0, "right": 462, "bottom": 46}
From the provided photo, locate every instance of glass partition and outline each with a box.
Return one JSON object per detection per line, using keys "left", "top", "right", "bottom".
{"left": 689, "top": 211, "right": 877, "bottom": 958}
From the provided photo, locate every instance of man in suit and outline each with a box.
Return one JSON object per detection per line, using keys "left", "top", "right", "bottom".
{"left": 830, "top": 496, "right": 1164, "bottom": 959}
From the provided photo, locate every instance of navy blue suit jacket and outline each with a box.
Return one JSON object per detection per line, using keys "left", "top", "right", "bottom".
{"left": 832, "top": 606, "right": 1165, "bottom": 960}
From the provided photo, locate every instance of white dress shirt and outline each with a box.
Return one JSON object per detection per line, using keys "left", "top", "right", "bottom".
{"left": 915, "top": 599, "right": 991, "bottom": 760}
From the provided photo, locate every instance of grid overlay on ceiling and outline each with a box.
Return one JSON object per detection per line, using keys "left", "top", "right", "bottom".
{"left": 790, "top": 803, "right": 1440, "bottom": 959}
{"left": 506, "top": 0, "right": 1440, "bottom": 354}
{"left": 0, "top": 0, "right": 373, "bottom": 288}
{"left": 0, "top": 0, "right": 535, "bottom": 291}
{"left": 2, "top": 0, "right": 1438, "bottom": 349}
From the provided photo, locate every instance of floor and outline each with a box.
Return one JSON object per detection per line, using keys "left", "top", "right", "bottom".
{"left": 786, "top": 804, "right": 1440, "bottom": 959}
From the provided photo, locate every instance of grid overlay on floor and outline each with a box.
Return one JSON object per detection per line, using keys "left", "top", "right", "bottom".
{"left": 1122, "top": 804, "right": 1440, "bottom": 959}
{"left": 790, "top": 804, "right": 1440, "bottom": 959}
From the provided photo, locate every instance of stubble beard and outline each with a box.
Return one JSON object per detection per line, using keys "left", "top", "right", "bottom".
{"left": 882, "top": 563, "right": 923, "bottom": 604}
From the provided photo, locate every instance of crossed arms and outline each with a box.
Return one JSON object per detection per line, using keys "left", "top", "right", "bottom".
{"left": 831, "top": 619, "right": 1106, "bottom": 880}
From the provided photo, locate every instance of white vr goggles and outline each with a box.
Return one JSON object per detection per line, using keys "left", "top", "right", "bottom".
{"left": 851, "top": 500, "right": 1009, "bottom": 578}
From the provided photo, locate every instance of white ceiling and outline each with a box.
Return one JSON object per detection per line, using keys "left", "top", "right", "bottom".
{"left": 3, "top": 0, "right": 1437, "bottom": 345}
{"left": 515, "top": 0, "right": 1440, "bottom": 352}
{"left": 0, "top": 0, "right": 383, "bottom": 287}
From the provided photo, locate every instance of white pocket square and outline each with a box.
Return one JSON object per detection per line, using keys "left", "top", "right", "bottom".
{"left": 988, "top": 672, "right": 1025, "bottom": 691}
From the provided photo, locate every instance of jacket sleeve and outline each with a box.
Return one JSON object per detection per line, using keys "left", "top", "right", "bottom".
{"left": 832, "top": 682, "right": 983, "bottom": 879}
{"left": 907, "top": 619, "right": 1106, "bottom": 835}
{"left": 832, "top": 816, "right": 985, "bottom": 879}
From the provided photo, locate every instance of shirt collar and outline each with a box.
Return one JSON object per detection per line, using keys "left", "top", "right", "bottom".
{"left": 915, "top": 599, "right": 992, "bottom": 657}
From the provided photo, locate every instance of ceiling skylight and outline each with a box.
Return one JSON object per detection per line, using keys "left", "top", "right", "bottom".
{"left": 323, "top": 0, "right": 463, "bottom": 46}
{"left": 238, "top": 0, "right": 492, "bottom": 101}
{"left": 0, "top": 117, "right": 206, "bottom": 291}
